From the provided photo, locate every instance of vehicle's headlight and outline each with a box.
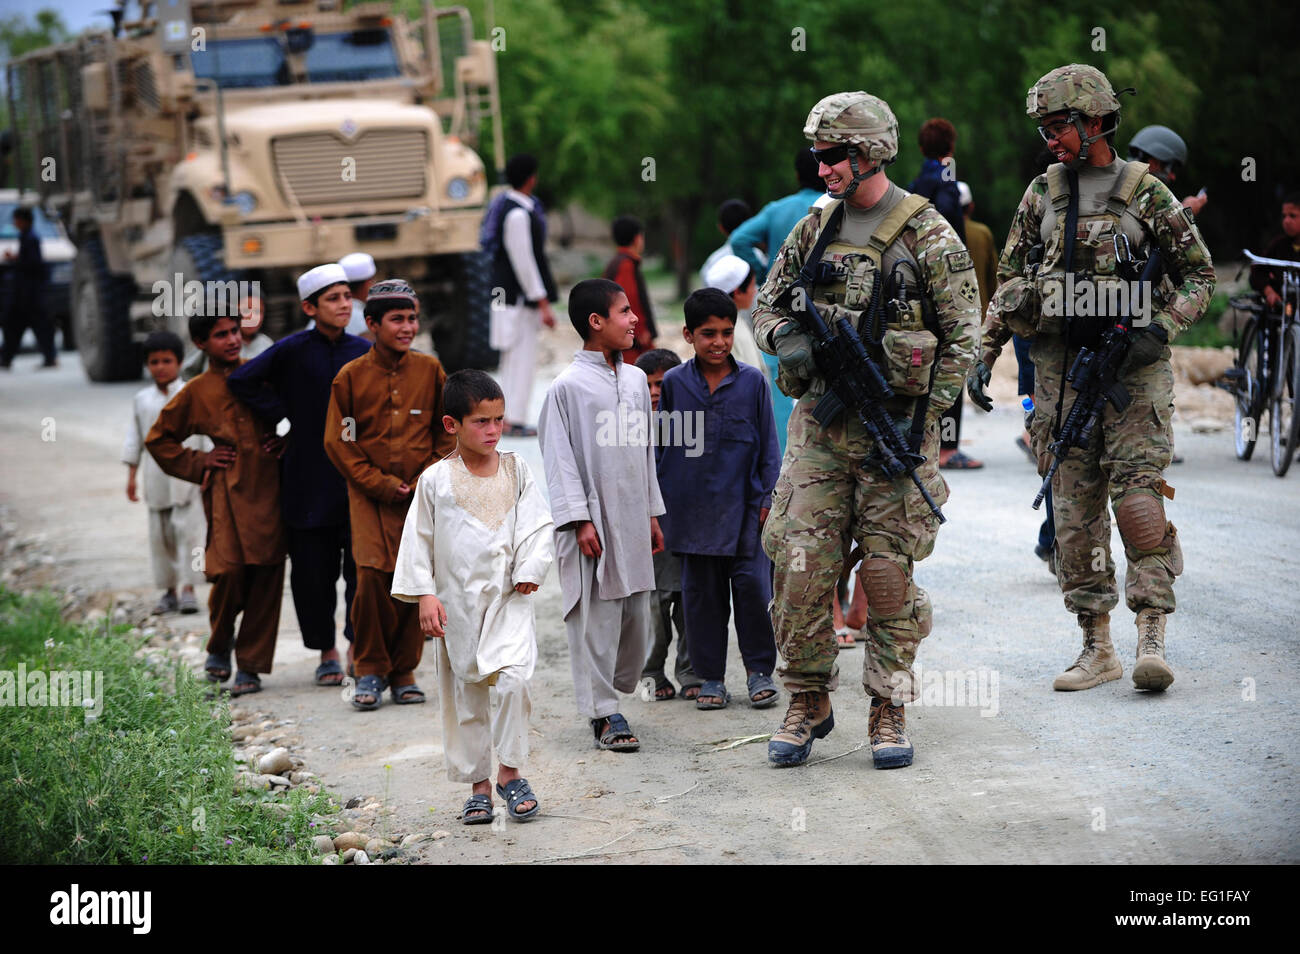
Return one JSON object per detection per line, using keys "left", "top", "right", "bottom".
{"left": 231, "top": 191, "right": 258, "bottom": 215}
{"left": 446, "top": 177, "right": 470, "bottom": 201}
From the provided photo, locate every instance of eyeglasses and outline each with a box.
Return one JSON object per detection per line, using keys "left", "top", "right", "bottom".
{"left": 809, "top": 144, "right": 852, "bottom": 166}
{"left": 1036, "top": 121, "right": 1074, "bottom": 143}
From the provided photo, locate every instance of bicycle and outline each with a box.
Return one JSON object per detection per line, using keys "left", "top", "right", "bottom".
{"left": 1220, "top": 251, "right": 1300, "bottom": 476}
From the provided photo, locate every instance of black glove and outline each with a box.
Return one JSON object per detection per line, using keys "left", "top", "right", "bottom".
{"left": 1122, "top": 325, "right": 1169, "bottom": 374}
{"left": 966, "top": 360, "right": 993, "bottom": 412}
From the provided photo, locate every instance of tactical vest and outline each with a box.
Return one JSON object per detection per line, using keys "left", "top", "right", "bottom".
{"left": 1036, "top": 159, "right": 1151, "bottom": 347}
{"left": 803, "top": 193, "right": 940, "bottom": 398}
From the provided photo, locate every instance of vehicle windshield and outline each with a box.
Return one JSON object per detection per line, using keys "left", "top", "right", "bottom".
{"left": 191, "top": 37, "right": 287, "bottom": 88}
{"left": 0, "top": 203, "right": 63, "bottom": 240}
{"left": 306, "top": 30, "right": 401, "bottom": 83}
{"left": 189, "top": 30, "right": 400, "bottom": 88}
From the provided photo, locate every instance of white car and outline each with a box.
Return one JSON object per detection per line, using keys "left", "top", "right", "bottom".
{"left": 0, "top": 189, "right": 77, "bottom": 349}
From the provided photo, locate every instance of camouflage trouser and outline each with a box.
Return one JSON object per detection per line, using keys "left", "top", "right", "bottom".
{"left": 762, "top": 395, "right": 948, "bottom": 699}
{"left": 1030, "top": 337, "right": 1184, "bottom": 616}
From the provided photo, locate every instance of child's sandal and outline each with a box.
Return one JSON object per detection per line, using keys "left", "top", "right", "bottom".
{"left": 495, "top": 778, "right": 540, "bottom": 821}
{"left": 592, "top": 713, "right": 640, "bottom": 751}
{"left": 461, "top": 793, "right": 494, "bottom": 825}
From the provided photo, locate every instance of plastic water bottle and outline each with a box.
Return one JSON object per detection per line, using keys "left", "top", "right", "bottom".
{"left": 1022, "top": 396, "right": 1035, "bottom": 429}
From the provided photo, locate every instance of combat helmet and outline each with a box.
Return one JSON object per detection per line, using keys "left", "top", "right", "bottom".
{"left": 1128, "top": 124, "right": 1188, "bottom": 182}
{"left": 1026, "top": 64, "right": 1128, "bottom": 167}
{"left": 804, "top": 91, "right": 898, "bottom": 199}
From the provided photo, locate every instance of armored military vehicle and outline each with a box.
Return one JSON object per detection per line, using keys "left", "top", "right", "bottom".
{"left": 4, "top": 0, "right": 502, "bottom": 380}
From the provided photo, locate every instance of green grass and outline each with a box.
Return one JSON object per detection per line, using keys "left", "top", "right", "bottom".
{"left": 0, "top": 588, "right": 336, "bottom": 864}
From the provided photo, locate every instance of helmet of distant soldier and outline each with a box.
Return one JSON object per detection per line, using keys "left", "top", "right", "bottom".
{"left": 1127, "top": 124, "right": 1188, "bottom": 166}
{"left": 1026, "top": 64, "right": 1121, "bottom": 120}
{"left": 804, "top": 91, "right": 899, "bottom": 163}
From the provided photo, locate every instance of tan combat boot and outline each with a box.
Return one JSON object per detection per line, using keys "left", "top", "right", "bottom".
{"left": 1132, "top": 609, "right": 1174, "bottom": 691}
{"left": 767, "top": 691, "right": 834, "bottom": 767}
{"left": 1052, "top": 612, "right": 1123, "bottom": 691}
{"left": 868, "top": 697, "right": 913, "bottom": 769}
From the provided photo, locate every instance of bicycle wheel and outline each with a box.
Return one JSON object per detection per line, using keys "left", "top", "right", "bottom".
{"left": 1272, "top": 325, "right": 1300, "bottom": 477}
{"left": 1232, "top": 317, "right": 1263, "bottom": 460}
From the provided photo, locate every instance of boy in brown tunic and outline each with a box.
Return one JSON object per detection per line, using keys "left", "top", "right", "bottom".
{"left": 146, "top": 312, "right": 287, "bottom": 696}
{"left": 324, "top": 279, "right": 455, "bottom": 709}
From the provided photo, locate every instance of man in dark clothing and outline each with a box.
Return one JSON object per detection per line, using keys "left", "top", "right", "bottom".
{"left": 488, "top": 153, "right": 559, "bottom": 437}
{"left": 1250, "top": 192, "right": 1300, "bottom": 311}
{"left": 227, "top": 263, "right": 371, "bottom": 684}
{"left": 907, "top": 119, "right": 966, "bottom": 243}
{"left": 1, "top": 206, "right": 56, "bottom": 368}
{"left": 908, "top": 120, "right": 979, "bottom": 469}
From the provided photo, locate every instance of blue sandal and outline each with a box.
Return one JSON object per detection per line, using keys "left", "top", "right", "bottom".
{"left": 390, "top": 683, "right": 426, "bottom": 705}
{"left": 204, "top": 651, "right": 231, "bottom": 683}
{"left": 495, "top": 778, "right": 541, "bottom": 821}
{"left": 461, "top": 793, "right": 494, "bottom": 825}
{"left": 351, "top": 674, "right": 386, "bottom": 711}
{"left": 696, "top": 679, "right": 730, "bottom": 710}
{"left": 747, "top": 672, "right": 780, "bottom": 709}
{"left": 592, "top": 713, "right": 640, "bottom": 751}
{"left": 314, "top": 658, "right": 344, "bottom": 686}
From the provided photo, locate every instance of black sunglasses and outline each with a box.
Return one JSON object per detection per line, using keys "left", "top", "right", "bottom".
{"left": 809, "top": 144, "right": 852, "bottom": 166}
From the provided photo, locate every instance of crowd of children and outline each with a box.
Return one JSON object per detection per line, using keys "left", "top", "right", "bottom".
{"left": 123, "top": 219, "right": 788, "bottom": 825}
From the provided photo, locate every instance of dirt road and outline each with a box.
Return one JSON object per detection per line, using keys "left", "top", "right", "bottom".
{"left": 1, "top": 339, "right": 1296, "bottom": 864}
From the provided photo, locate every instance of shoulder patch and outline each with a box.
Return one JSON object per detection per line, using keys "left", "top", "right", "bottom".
{"left": 945, "top": 249, "right": 974, "bottom": 273}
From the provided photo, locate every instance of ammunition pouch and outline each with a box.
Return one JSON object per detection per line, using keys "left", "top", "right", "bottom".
{"left": 992, "top": 276, "right": 1041, "bottom": 338}
{"left": 880, "top": 326, "right": 939, "bottom": 396}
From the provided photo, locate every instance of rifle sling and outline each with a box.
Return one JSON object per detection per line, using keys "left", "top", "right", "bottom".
{"left": 1052, "top": 169, "right": 1080, "bottom": 443}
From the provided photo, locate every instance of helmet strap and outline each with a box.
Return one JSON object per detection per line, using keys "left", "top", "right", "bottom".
{"left": 1067, "top": 109, "right": 1120, "bottom": 169}
{"left": 830, "top": 149, "right": 888, "bottom": 199}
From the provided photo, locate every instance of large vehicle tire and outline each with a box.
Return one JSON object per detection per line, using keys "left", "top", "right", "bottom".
{"left": 166, "top": 233, "right": 247, "bottom": 344}
{"left": 73, "top": 236, "right": 138, "bottom": 382}
{"left": 432, "top": 251, "right": 498, "bottom": 373}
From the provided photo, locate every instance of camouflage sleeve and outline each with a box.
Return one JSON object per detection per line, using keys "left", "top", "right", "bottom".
{"left": 984, "top": 178, "right": 1048, "bottom": 367}
{"left": 1137, "top": 179, "right": 1216, "bottom": 341}
{"left": 753, "top": 211, "right": 820, "bottom": 352}
{"left": 912, "top": 207, "right": 980, "bottom": 419}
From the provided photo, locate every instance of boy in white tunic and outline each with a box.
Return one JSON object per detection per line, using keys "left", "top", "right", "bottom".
{"left": 538, "top": 279, "right": 666, "bottom": 752}
{"left": 392, "top": 370, "right": 554, "bottom": 823}
{"left": 122, "top": 331, "right": 206, "bottom": 615}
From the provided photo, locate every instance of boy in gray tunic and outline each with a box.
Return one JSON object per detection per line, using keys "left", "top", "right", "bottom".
{"left": 538, "top": 279, "right": 666, "bottom": 751}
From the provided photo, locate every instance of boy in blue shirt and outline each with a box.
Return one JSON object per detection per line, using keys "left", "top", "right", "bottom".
{"left": 656, "top": 288, "right": 781, "bottom": 710}
{"left": 227, "top": 264, "right": 371, "bottom": 685}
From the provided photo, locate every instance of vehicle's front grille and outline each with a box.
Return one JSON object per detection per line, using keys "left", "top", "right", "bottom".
{"left": 270, "top": 129, "right": 428, "bottom": 205}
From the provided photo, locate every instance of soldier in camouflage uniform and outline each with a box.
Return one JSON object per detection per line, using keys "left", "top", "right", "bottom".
{"left": 968, "top": 65, "right": 1214, "bottom": 693}
{"left": 754, "top": 92, "right": 979, "bottom": 769}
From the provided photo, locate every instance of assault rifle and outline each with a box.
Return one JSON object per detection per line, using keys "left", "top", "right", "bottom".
{"left": 788, "top": 274, "right": 945, "bottom": 523}
{"left": 1032, "top": 235, "right": 1164, "bottom": 509}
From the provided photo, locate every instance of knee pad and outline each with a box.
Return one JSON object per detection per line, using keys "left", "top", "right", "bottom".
{"left": 1115, "top": 492, "right": 1166, "bottom": 551}
{"left": 862, "top": 557, "right": 908, "bottom": 617}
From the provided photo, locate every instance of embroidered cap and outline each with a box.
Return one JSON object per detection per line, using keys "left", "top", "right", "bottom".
{"left": 367, "top": 278, "right": 419, "bottom": 309}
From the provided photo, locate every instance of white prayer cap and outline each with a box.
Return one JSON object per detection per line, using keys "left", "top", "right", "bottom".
{"left": 704, "top": 254, "right": 751, "bottom": 295}
{"left": 297, "top": 263, "right": 348, "bottom": 300}
{"left": 957, "top": 181, "right": 973, "bottom": 208}
{"left": 338, "top": 252, "right": 377, "bottom": 283}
